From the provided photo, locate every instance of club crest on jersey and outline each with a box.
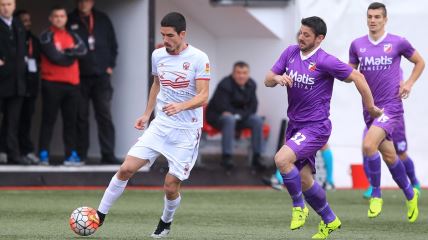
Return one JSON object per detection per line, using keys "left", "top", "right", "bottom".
{"left": 308, "top": 62, "right": 317, "bottom": 72}
{"left": 183, "top": 62, "right": 190, "bottom": 70}
{"left": 383, "top": 43, "right": 392, "bottom": 53}
{"left": 360, "top": 48, "right": 366, "bottom": 53}
{"left": 205, "top": 63, "right": 210, "bottom": 73}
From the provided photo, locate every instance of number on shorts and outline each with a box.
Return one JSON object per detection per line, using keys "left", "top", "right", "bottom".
{"left": 291, "top": 132, "right": 306, "bottom": 145}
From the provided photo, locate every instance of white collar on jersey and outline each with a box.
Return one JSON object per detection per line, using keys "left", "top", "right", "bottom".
{"left": 368, "top": 31, "right": 388, "bottom": 45}
{"left": 0, "top": 16, "right": 13, "bottom": 27}
{"left": 300, "top": 45, "right": 321, "bottom": 61}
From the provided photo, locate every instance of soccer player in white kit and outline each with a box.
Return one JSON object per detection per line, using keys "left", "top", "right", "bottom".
{"left": 95, "top": 12, "right": 210, "bottom": 238}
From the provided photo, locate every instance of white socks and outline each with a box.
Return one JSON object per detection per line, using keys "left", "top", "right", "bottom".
{"left": 98, "top": 174, "right": 128, "bottom": 214}
{"left": 161, "top": 195, "right": 182, "bottom": 223}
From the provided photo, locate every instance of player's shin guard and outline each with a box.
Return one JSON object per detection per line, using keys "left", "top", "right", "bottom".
{"left": 281, "top": 167, "right": 305, "bottom": 208}
{"left": 161, "top": 195, "right": 182, "bottom": 223}
{"left": 365, "top": 153, "right": 381, "bottom": 198}
{"left": 388, "top": 159, "right": 414, "bottom": 200}
{"left": 303, "top": 181, "right": 336, "bottom": 224}
{"left": 98, "top": 174, "right": 128, "bottom": 214}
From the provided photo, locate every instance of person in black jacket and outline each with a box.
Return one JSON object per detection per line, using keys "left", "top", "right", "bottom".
{"left": 67, "top": 0, "right": 119, "bottom": 164}
{"left": 0, "top": 0, "right": 27, "bottom": 164}
{"left": 206, "top": 61, "right": 265, "bottom": 170}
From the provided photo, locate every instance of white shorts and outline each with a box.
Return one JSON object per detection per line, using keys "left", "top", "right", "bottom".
{"left": 127, "top": 120, "right": 201, "bottom": 181}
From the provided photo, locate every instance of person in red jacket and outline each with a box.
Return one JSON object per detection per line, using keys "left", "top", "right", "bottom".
{"left": 38, "top": 5, "right": 87, "bottom": 165}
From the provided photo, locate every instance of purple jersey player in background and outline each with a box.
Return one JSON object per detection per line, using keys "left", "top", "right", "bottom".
{"left": 349, "top": 2, "right": 425, "bottom": 222}
{"left": 265, "top": 16, "right": 382, "bottom": 239}
{"left": 362, "top": 68, "right": 421, "bottom": 199}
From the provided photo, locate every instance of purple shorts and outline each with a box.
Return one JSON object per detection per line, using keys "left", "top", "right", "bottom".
{"left": 392, "top": 115, "right": 407, "bottom": 154}
{"left": 364, "top": 103, "right": 403, "bottom": 141}
{"left": 285, "top": 119, "right": 331, "bottom": 173}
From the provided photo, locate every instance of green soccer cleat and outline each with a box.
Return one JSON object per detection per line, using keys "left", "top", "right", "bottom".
{"left": 368, "top": 197, "right": 383, "bottom": 218}
{"left": 290, "top": 206, "right": 309, "bottom": 230}
{"left": 311, "top": 217, "right": 341, "bottom": 239}
{"left": 363, "top": 186, "right": 373, "bottom": 199}
{"left": 407, "top": 188, "right": 419, "bottom": 223}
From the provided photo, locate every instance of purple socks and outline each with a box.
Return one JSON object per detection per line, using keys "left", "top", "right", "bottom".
{"left": 365, "top": 153, "right": 382, "bottom": 198}
{"left": 281, "top": 167, "right": 305, "bottom": 208}
{"left": 303, "top": 181, "right": 336, "bottom": 224}
{"left": 388, "top": 159, "right": 414, "bottom": 200}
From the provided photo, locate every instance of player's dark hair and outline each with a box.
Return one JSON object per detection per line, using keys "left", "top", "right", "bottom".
{"left": 50, "top": 5, "right": 67, "bottom": 15}
{"left": 161, "top": 12, "right": 186, "bottom": 34}
{"left": 233, "top": 61, "right": 249, "bottom": 70}
{"left": 14, "top": 9, "right": 29, "bottom": 18}
{"left": 301, "top": 16, "right": 327, "bottom": 37}
{"left": 368, "top": 2, "right": 387, "bottom": 17}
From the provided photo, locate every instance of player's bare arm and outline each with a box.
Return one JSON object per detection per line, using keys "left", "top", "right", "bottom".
{"left": 400, "top": 51, "right": 425, "bottom": 99}
{"left": 135, "top": 76, "right": 160, "bottom": 130}
{"left": 264, "top": 70, "right": 293, "bottom": 87}
{"left": 345, "top": 69, "right": 383, "bottom": 118}
{"left": 162, "top": 79, "right": 209, "bottom": 116}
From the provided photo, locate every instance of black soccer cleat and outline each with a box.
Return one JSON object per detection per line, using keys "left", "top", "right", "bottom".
{"left": 151, "top": 219, "right": 171, "bottom": 238}
{"left": 96, "top": 210, "right": 106, "bottom": 226}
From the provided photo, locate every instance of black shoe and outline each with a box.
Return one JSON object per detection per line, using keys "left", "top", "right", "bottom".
{"left": 101, "top": 156, "right": 122, "bottom": 165}
{"left": 220, "top": 154, "right": 235, "bottom": 170}
{"left": 96, "top": 210, "right": 106, "bottom": 226}
{"left": 151, "top": 219, "right": 171, "bottom": 238}
{"left": 251, "top": 153, "right": 266, "bottom": 171}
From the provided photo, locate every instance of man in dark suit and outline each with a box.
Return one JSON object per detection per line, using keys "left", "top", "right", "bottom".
{"left": 0, "top": 0, "right": 27, "bottom": 164}
{"left": 67, "top": 0, "right": 119, "bottom": 164}
{"left": 206, "top": 61, "right": 265, "bottom": 170}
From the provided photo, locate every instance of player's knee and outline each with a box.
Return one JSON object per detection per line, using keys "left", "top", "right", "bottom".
{"left": 164, "top": 182, "right": 179, "bottom": 197}
{"left": 274, "top": 152, "right": 290, "bottom": 169}
{"left": 117, "top": 166, "right": 136, "bottom": 180}
{"left": 362, "top": 140, "right": 377, "bottom": 155}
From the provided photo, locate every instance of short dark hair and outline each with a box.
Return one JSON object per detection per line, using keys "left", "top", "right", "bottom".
{"left": 368, "top": 2, "right": 387, "bottom": 17}
{"left": 50, "top": 5, "right": 67, "bottom": 15}
{"left": 14, "top": 9, "right": 29, "bottom": 18}
{"left": 161, "top": 12, "right": 186, "bottom": 34}
{"left": 233, "top": 61, "right": 249, "bottom": 70}
{"left": 301, "top": 16, "right": 327, "bottom": 37}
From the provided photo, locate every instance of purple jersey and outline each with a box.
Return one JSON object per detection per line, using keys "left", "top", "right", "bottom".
{"left": 272, "top": 45, "right": 353, "bottom": 123}
{"left": 349, "top": 33, "right": 415, "bottom": 108}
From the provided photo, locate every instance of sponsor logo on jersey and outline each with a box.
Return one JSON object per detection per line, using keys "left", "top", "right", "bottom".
{"left": 183, "top": 62, "right": 190, "bottom": 70}
{"left": 159, "top": 70, "right": 190, "bottom": 89}
{"left": 286, "top": 67, "right": 315, "bottom": 90}
{"left": 384, "top": 43, "right": 392, "bottom": 53}
{"left": 358, "top": 55, "right": 393, "bottom": 71}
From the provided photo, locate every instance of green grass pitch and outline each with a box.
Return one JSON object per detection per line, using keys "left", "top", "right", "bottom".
{"left": 0, "top": 189, "right": 426, "bottom": 239}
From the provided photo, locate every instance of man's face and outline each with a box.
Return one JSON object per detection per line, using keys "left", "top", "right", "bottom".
{"left": 232, "top": 66, "right": 250, "bottom": 87}
{"left": 49, "top": 9, "right": 67, "bottom": 29}
{"left": 367, "top": 9, "right": 387, "bottom": 33}
{"left": 297, "top": 25, "right": 323, "bottom": 52}
{"left": 19, "top": 13, "right": 31, "bottom": 31}
{"left": 160, "top": 26, "right": 185, "bottom": 54}
{"left": 78, "top": 0, "right": 94, "bottom": 14}
{"left": 0, "top": 0, "right": 15, "bottom": 19}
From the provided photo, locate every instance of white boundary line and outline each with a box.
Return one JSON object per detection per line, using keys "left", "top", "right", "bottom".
{"left": 0, "top": 165, "right": 150, "bottom": 172}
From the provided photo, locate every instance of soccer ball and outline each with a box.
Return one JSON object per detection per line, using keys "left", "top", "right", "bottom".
{"left": 69, "top": 206, "right": 100, "bottom": 236}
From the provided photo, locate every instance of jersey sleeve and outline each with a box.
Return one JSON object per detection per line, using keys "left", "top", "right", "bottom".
{"left": 399, "top": 37, "right": 415, "bottom": 59}
{"left": 348, "top": 41, "right": 360, "bottom": 65}
{"left": 271, "top": 47, "right": 290, "bottom": 75}
{"left": 195, "top": 52, "right": 210, "bottom": 81}
{"left": 322, "top": 55, "right": 353, "bottom": 81}
{"left": 151, "top": 51, "right": 158, "bottom": 76}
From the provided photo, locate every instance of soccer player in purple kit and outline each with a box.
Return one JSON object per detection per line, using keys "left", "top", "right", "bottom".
{"left": 349, "top": 2, "right": 425, "bottom": 222}
{"left": 265, "top": 16, "right": 382, "bottom": 239}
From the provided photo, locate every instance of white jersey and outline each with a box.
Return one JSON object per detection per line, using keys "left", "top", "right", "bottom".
{"left": 151, "top": 45, "right": 210, "bottom": 129}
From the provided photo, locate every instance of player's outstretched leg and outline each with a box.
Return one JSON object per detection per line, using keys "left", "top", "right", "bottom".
{"left": 399, "top": 153, "right": 421, "bottom": 193}
{"left": 380, "top": 141, "right": 418, "bottom": 222}
{"left": 364, "top": 153, "right": 383, "bottom": 218}
{"left": 275, "top": 146, "right": 308, "bottom": 231}
{"left": 97, "top": 156, "right": 149, "bottom": 226}
{"left": 151, "top": 173, "right": 182, "bottom": 238}
{"left": 299, "top": 166, "right": 341, "bottom": 239}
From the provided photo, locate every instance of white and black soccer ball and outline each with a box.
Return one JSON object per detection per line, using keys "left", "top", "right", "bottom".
{"left": 69, "top": 206, "right": 100, "bottom": 236}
